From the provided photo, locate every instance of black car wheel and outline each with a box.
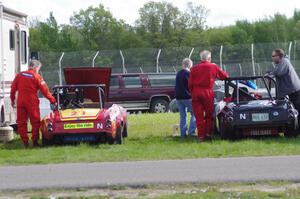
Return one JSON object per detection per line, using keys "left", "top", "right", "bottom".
{"left": 107, "top": 134, "right": 114, "bottom": 145}
{"left": 115, "top": 127, "right": 123, "bottom": 144}
{"left": 107, "top": 127, "right": 123, "bottom": 144}
{"left": 42, "top": 136, "right": 53, "bottom": 146}
{"left": 219, "top": 118, "right": 235, "bottom": 140}
{"left": 285, "top": 126, "right": 299, "bottom": 138}
{"left": 214, "top": 116, "right": 220, "bottom": 135}
{"left": 151, "top": 99, "right": 169, "bottom": 113}
{"left": 122, "top": 123, "right": 128, "bottom": 137}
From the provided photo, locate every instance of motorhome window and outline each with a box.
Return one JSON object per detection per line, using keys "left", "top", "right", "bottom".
{"left": 124, "top": 76, "right": 142, "bottom": 88}
{"left": 21, "top": 31, "right": 27, "bottom": 64}
{"left": 9, "top": 30, "right": 15, "bottom": 50}
{"left": 148, "top": 74, "right": 175, "bottom": 87}
{"left": 110, "top": 76, "right": 119, "bottom": 89}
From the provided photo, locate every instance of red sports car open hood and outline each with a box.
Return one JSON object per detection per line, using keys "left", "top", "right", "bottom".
{"left": 63, "top": 67, "right": 112, "bottom": 99}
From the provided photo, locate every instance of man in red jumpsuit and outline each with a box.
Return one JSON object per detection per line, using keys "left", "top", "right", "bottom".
{"left": 10, "top": 60, "right": 56, "bottom": 148}
{"left": 189, "top": 50, "right": 228, "bottom": 141}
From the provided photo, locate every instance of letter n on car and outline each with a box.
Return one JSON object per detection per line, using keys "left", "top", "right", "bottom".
{"left": 97, "top": 123, "right": 103, "bottom": 129}
{"left": 240, "top": 113, "right": 246, "bottom": 120}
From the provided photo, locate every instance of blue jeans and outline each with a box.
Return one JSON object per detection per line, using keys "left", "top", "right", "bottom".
{"left": 176, "top": 99, "right": 196, "bottom": 137}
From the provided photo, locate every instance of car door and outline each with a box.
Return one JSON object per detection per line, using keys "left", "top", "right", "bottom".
{"left": 116, "top": 75, "right": 148, "bottom": 110}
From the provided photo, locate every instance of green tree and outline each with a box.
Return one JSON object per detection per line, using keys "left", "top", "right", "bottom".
{"left": 70, "top": 4, "right": 126, "bottom": 50}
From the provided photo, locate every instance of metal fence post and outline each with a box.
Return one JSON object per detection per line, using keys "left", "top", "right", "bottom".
{"left": 139, "top": 67, "right": 143, "bottom": 73}
{"left": 288, "top": 41, "right": 292, "bottom": 58}
{"left": 92, "top": 51, "right": 99, "bottom": 68}
{"left": 223, "top": 64, "right": 227, "bottom": 72}
{"left": 257, "top": 63, "right": 262, "bottom": 76}
{"left": 238, "top": 64, "right": 242, "bottom": 76}
{"left": 251, "top": 43, "right": 255, "bottom": 76}
{"left": 156, "top": 49, "right": 161, "bottom": 73}
{"left": 294, "top": 40, "right": 297, "bottom": 67}
{"left": 119, "top": 50, "right": 126, "bottom": 74}
{"left": 58, "top": 52, "right": 65, "bottom": 86}
{"left": 220, "top": 45, "right": 223, "bottom": 70}
{"left": 173, "top": 66, "right": 177, "bottom": 73}
{"left": 188, "top": 48, "right": 194, "bottom": 59}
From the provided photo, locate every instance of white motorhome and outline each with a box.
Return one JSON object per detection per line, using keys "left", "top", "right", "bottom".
{"left": 0, "top": 3, "right": 29, "bottom": 125}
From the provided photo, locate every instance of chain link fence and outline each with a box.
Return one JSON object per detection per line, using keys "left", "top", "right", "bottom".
{"left": 39, "top": 40, "right": 300, "bottom": 89}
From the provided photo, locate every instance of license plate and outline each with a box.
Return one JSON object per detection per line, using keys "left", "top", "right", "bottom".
{"left": 63, "top": 135, "right": 97, "bottom": 142}
{"left": 243, "top": 128, "right": 277, "bottom": 136}
{"left": 252, "top": 113, "right": 269, "bottom": 122}
{"left": 64, "top": 122, "right": 94, "bottom": 130}
{"left": 248, "top": 129, "right": 272, "bottom": 135}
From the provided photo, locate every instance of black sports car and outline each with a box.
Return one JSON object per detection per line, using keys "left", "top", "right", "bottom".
{"left": 215, "top": 76, "right": 299, "bottom": 139}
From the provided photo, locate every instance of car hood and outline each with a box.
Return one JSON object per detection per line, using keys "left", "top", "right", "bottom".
{"left": 58, "top": 108, "right": 101, "bottom": 121}
{"left": 63, "top": 67, "right": 112, "bottom": 99}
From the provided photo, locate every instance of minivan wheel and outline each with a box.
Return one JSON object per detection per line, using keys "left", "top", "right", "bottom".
{"left": 150, "top": 99, "right": 169, "bottom": 113}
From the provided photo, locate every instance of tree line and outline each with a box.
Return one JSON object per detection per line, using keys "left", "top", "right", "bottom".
{"left": 29, "top": 1, "right": 300, "bottom": 53}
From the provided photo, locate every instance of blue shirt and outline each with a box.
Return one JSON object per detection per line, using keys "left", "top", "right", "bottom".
{"left": 175, "top": 69, "right": 191, "bottom": 100}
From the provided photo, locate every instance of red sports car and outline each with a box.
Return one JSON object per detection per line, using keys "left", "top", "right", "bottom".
{"left": 40, "top": 67, "right": 127, "bottom": 145}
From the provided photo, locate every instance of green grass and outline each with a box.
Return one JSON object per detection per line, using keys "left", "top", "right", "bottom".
{"left": 1, "top": 113, "right": 300, "bottom": 165}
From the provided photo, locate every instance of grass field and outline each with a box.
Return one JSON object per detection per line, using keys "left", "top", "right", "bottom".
{"left": 1, "top": 113, "right": 300, "bottom": 165}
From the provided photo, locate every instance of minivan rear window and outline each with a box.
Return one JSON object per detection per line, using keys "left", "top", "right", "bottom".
{"left": 124, "top": 76, "right": 142, "bottom": 88}
{"left": 148, "top": 74, "right": 175, "bottom": 87}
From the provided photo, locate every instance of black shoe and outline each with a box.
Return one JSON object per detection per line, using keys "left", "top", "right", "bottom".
{"left": 32, "top": 141, "right": 41, "bottom": 148}
{"left": 198, "top": 135, "right": 212, "bottom": 143}
{"left": 23, "top": 141, "right": 29, "bottom": 149}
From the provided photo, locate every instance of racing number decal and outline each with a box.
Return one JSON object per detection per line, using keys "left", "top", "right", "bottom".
{"left": 97, "top": 123, "right": 104, "bottom": 129}
{"left": 240, "top": 113, "right": 246, "bottom": 120}
{"left": 71, "top": 110, "right": 77, "bottom": 116}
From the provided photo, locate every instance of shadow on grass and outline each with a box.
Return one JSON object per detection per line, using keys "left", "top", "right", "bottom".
{"left": 0, "top": 139, "right": 25, "bottom": 150}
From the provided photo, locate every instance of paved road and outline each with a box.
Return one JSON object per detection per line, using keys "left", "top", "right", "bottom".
{"left": 1, "top": 155, "right": 300, "bottom": 191}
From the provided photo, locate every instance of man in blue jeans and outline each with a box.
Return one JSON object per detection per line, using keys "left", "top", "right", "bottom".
{"left": 175, "top": 58, "right": 196, "bottom": 137}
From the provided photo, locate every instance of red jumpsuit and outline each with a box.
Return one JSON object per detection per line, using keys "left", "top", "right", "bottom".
{"left": 189, "top": 61, "right": 228, "bottom": 140}
{"left": 10, "top": 69, "right": 56, "bottom": 145}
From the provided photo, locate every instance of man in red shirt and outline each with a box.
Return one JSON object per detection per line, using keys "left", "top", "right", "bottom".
{"left": 189, "top": 50, "right": 228, "bottom": 141}
{"left": 10, "top": 60, "right": 56, "bottom": 148}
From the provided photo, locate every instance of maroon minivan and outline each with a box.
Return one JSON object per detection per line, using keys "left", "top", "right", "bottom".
{"left": 107, "top": 73, "right": 176, "bottom": 113}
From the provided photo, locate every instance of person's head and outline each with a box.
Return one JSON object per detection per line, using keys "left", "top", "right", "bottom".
{"left": 272, "top": 49, "right": 285, "bottom": 64}
{"left": 200, "top": 50, "right": 212, "bottom": 62}
{"left": 182, "top": 58, "right": 193, "bottom": 70}
{"left": 28, "top": 60, "right": 42, "bottom": 73}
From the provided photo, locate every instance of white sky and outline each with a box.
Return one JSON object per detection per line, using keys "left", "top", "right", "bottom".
{"left": 2, "top": 0, "right": 300, "bottom": 27}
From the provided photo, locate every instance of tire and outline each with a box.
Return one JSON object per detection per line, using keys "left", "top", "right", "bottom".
{"left": 284, "top": 126, "right": 299, "bottom": 138}
{"left": 150, "top": 99, "right": 169, "bottom": 113}
{"left": 106, "top": 134, "right": 114, "bottom": 145}
{"left": 123, "top": 123, "right": 128, "bottom": 138}
{"left": 107, "top": 127, "right": 123, "bottom": 145}
{"left": 42, "top": 136, "right": 53, "bottom": 146}
{"left": 219, "top": 117, "right": 235, "bottom": 140}
{"left": 214, "top": 116, "right": 220, "bottom": 135}
{"left": 115, "top": 127, "right": 123, "bottom": 144}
